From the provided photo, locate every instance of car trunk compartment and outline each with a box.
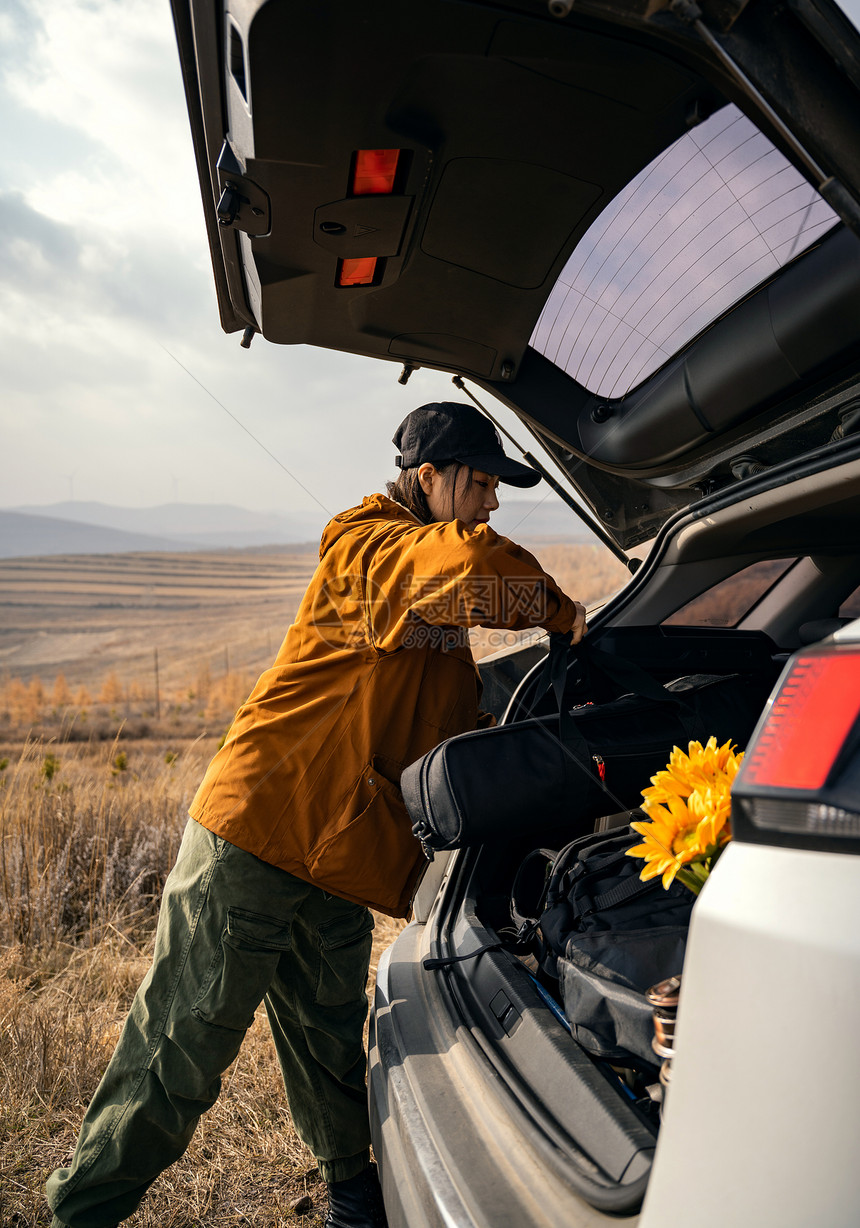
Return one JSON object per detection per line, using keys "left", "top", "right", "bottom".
{"left": 430, "top": 626, "right": 784, "bottom": 1211}
{"left": 431, "top": 891, "right": 655, "bottom": 1214}
{"left": 431, "top": 850, "right": 665, "bottom": 1214}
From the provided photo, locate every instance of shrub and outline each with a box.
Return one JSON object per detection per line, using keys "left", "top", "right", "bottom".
{"left": 42, "top": 753, "right": 61, "bottom": 782}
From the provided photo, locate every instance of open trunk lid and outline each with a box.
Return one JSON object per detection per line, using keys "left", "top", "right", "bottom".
{"left": 171, "top": 0, "right": 860, "bottom": 547}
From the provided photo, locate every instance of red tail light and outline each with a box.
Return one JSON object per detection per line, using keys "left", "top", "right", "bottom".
{"left": 732, "top": 644, "right": 860, "bottom": 850}
{"left": 350, "top": 149, "right": 400, "bottom": 196}
{"left": 741, "top": 652, "right": 860, "bottom": 790}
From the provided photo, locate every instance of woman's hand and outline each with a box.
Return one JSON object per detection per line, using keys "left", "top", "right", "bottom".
{"left": 570, "top": 601, "right": 588, "bottom": 644}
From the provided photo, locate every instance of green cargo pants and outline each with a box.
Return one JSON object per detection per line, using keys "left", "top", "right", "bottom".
{"left": 46, "top": 818, "right": 375, "bottom": 1228}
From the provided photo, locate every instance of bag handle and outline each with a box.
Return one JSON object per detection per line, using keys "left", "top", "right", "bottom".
{"left": 535, "top": 632, "right": 589, "bottom": 753}
{"left": 535, "top": 630, "right": 571, "bottom": 713}
{"left": 536, "top": 632, "right": 699, "bottom": 746}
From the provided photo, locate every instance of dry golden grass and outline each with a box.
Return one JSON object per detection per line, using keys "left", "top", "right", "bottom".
{"left": 0, "top": 738, "right": 207, "bottom": 949}
{"left": 0, "top": 933, "right": 402, "bottom": 1228}
{"left": 0, "top": 740, "right": 404, "bottom": 1228}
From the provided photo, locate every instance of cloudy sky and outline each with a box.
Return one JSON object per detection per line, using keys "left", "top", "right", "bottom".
{"left": 0, "top": 0, "right": 477, "bottom": 525}
{"left": 3, "top": 0, "right": 859, "bottom": 528}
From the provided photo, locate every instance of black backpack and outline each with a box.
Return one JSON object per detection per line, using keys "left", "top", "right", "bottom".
{"left": 511, "top": 825, "right": 693, "bottom": 1068}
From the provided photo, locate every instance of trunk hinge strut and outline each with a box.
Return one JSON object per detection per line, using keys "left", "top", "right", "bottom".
{"left": 451, "top": 376, "right": 631, "bottom": 568}
{"left": 669, "top": 0, "right": 860, "bottom": 237}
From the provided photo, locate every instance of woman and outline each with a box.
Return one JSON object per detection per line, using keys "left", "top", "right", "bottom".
{"left": 47, "top": 402, "right": 587, "bottom": 1228}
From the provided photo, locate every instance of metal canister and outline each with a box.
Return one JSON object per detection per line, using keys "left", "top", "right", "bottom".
{"left": 646, "top": 974, "right": 682, "bottom": 1012}
{"left": 646, "top": 975, "right": 682, "bottom": 1115}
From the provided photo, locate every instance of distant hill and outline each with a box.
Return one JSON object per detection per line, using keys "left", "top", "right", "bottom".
{"left": 10, "top": 501, "right": 327, "bottom": 550}
{"left": 2, "top": 495, "right": 596, "bottom": 559}
{"left": 0, "top": 511, "right": 198, "bottom": 559}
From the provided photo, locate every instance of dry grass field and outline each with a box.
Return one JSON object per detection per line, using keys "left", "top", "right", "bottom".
{"left": 0, "top": 735, "right": 406, "bottom": 1227}
{"left": 0, "top": 547, "right": 318, "bottom": 702}
{"left": 0, "top": 541, "right": 629, "bottom": 1227}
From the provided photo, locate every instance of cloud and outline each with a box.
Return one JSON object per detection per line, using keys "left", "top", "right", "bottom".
{"left": 1, "top": 0, "right": 210, "bottom": 321}
{"left": 0, "top": 0, "right": 38, "bottom": 49}
{"left": 4, "top": 1, "right": 198, "bottom": 223}
{"left": 0, "top": 190, "right": 81, "bottom": 282}
{"left": 0, "top": 0, "right": 529, "bottom": 516}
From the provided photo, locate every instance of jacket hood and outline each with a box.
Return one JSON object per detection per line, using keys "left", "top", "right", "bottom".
{"left": 319, "top": 494, "right": 419, "bottom": 559}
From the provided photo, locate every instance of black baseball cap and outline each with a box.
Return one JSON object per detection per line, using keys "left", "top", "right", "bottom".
{"left": 393, "top": 402, "right": 541, "bottom": 488}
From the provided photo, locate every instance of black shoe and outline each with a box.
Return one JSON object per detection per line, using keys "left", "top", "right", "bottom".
{"left": 324, "top": 1161, "right": 388, "bottom": 1228}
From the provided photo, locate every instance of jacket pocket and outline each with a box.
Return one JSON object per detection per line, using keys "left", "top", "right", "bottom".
{"left": 307, "top": 760, "right": 420, "bottom": 914}
{"left": 191, "top": 907, "right": 292, "bottom": 1033}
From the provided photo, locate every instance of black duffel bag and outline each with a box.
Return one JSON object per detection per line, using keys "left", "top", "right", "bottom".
{"left": 511, "top": 824, "right": 693, "bottom": 1068}
{"left": 401, "top": 632, "right": 770, "bottom": 856}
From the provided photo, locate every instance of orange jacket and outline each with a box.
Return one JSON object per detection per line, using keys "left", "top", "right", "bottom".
{"left": 190, "top": 495, "right": 579, "bottom": 916}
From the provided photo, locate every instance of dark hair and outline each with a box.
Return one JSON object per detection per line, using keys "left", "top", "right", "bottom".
{"left": 386, "top": 461, "right": 470, "bottom": 523}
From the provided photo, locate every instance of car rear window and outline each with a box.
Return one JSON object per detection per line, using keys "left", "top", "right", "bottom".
{"left": 839, "top": 585, "right": 860, "bottom": 618}
{"left": 663, "top": 558, "right": 797, "bottom": 628}
{"left": 530, "top": 104, "right": 838, "bottom": 399}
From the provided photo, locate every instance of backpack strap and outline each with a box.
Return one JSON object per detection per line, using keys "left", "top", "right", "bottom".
{"left": 587, "top": 873, "right": 655, "bottom": 914}
{"left": 423, "top": 940, "right": 501, "bottom": 971}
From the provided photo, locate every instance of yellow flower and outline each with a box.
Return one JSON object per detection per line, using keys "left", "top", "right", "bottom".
{"left": 626, "top": 737, "right": 742, "bottom": 892}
